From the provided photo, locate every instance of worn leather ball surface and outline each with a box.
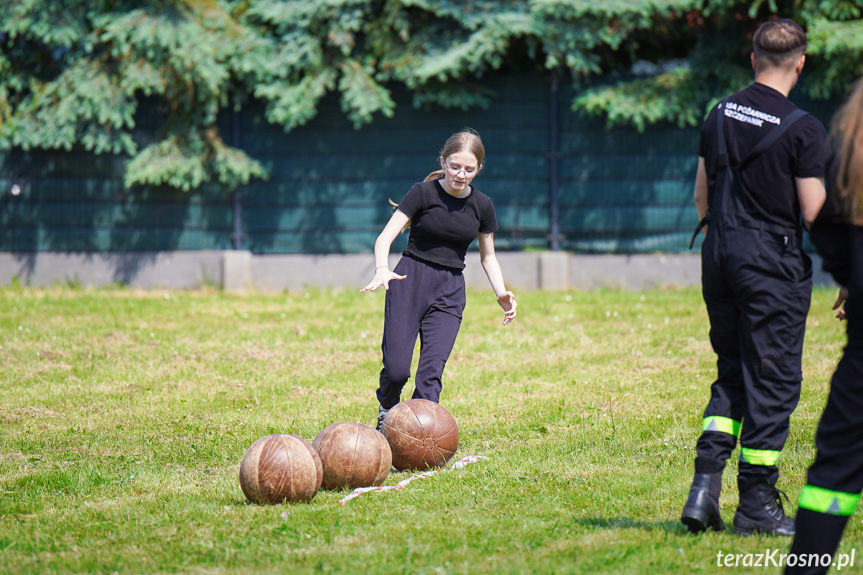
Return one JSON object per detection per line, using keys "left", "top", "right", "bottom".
{"left": 239, "top": 434, "right": 323, "bottom": 504}
{"left": 312, "top": 422, "right": 392, "bottom": 490}
{"left": 381, "top": 399, "right": 459, "bottom": 471}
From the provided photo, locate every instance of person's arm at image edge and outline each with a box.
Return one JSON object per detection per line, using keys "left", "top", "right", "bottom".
{"left": 694, "top": 157, "right": 709, "bottom": 230}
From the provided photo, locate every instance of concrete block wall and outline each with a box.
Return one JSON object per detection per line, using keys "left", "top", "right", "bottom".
{"left": 0, "top": 251, "right": 835, "bottom": 292}
{"left": 0, "top": 251, "right": 225, "bottom": 290}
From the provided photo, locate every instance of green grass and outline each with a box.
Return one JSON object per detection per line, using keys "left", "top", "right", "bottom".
{"left": 0, "top": 284, "right": 858, "bottom": 574}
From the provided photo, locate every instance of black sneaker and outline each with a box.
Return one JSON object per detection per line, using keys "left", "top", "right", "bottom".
{"left": 376, "top": 407, "right": 388, "bottom": 432}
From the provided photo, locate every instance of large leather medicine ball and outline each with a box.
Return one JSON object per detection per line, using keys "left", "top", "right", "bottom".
{"left": 381, "top": 399, "right": 459, "bottom": 471}
{"left": 313, "top": 422, "right": 392, "bottom": 490}
{"left": 239, "top": 434, "right": 322, "bottom": 504}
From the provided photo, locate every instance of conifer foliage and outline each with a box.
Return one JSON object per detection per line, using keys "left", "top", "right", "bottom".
{"left": 0, "top": 1, "right": 860, "bottom": 191}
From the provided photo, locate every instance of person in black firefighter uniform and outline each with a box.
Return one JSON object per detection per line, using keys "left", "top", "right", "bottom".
{"left": 680, "top": 18, "right": 830, "bottom": 536}
{"left": 785, "top": 76, "right": 863, "bottom": 574}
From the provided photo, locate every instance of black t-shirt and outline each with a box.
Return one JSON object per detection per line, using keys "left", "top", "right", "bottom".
{"left": 699, "top": 82, "right": 830, "bottom": 229}
{"left": 397, "top": 179, "right": 498, "bottom": 270}
{"left": 810, "top": 151, "right": 852, "bottom": 287}
{"left": 810, "top": 154, "right": 863, "bottom": 334}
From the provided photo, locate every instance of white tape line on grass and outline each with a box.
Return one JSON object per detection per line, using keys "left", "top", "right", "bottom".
{"left": 337, "top": 455, "right": 487, "bottom": 505}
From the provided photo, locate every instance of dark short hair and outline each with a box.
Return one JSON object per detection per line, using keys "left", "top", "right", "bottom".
{"left": 753, "top": 18, "right": 807, "bottom": 69}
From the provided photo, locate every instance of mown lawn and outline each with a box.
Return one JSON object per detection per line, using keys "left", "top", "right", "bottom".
{"left": 0, "top": 284, "right": 857, "bottom": 574}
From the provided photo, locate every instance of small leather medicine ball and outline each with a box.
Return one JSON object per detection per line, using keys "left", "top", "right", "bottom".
{"left": 239, "top": 434, "right": 323, "bottom": 504}
{"left": 313, "top": 422, "right": 392, "bottom": 490}
{"left": 381, "top": 399, "right": 459, "bottom": 471}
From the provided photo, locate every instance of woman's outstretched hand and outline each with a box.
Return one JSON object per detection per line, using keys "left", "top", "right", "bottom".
{"left": 834, "top": 286, "right": 848, "bottom": 321}
{"left": 497, "top": 291, "right": 517, "bottom": 325}
{"left": 361, "top": 268, "right": 407, "bottom": 292}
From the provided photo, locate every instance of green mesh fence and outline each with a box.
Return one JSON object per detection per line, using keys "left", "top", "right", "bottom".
{"left": 0, "top": 74, "right": 837, "bottom": 255}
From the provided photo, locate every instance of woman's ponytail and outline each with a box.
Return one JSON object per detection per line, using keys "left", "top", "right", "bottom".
{"left": 424, "top": 169, "right": 445, "bottom": 182}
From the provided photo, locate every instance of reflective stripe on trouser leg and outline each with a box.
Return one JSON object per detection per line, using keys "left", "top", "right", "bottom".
{"left": 702, "top": 416, "right": 741, "bottom": 436}
{"left": 799, "top": 485, "right": 861, "bottom": 516}
{"left": 739, "top": 447, "right": 780, "bottom": 466}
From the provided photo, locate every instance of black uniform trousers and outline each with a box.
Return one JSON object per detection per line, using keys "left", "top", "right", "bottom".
{"left": 786, "top": 231, "right": 863, "bottom": 574}
{"left": 696, "top": 223, "right": 811, "bottom": 478}
{"left": 376, "top": 254, "right": 466, "bottom": 410}
{"left": 806, "top": 334, "right": 863, "bottom": 499}
{"left": 786, "top": 339, "right": 863, "bottom": 574}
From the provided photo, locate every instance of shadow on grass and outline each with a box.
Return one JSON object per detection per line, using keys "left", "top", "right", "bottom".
{"left": 230, "top": 498, "right": 319, "bottom": 507}
{"left": 576, "top": 516, "right": 720, "bottom": 535}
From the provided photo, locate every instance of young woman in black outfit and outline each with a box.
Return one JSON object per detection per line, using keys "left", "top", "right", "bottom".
{"left": 361, "top": 129, "right": 517, "bottom": 429}
{"left": 785, "top": 76, "right": 863, "bottom": 575}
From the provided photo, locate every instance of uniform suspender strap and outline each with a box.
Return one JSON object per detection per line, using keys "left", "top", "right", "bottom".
{"left": 716, "top": 99, "right": 729, "bottom": 167}
{"left": 688, "top": 103, "right": 729, "bottom": 249}
{"left": 718, "top": 104, "right": 807, "bottom": 166}
{"left": 688, "top": 215, "right": 710, "bottom": 249}
{"left": 739, "top": 108, "right": 808, "bottom": 167}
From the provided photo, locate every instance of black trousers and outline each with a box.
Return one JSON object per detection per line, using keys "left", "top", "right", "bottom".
{"left": 807, "top": 338, "right": 863, "bottom": 494}
{"left": 786, "top": 323, "right": 863, "bottom": 574}
{"left": 376, "top": 255, "right": 466, "bottom": 410}
{"left": 695, "top": 226, "right": 812, "bottom": 477}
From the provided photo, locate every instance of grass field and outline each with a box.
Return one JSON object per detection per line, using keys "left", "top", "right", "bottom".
{"left": 1, "top": 284, "right": 859, "bottom": 574}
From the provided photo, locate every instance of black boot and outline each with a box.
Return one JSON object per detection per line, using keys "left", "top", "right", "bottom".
{"left": 733, "top": 474, "right": 795, "bottom": 536}
{"left": 785, "top": 508, "right": 850, "bottom": 574}
{"left": 681, "top": 472, "right": 725, "bottom": 533}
